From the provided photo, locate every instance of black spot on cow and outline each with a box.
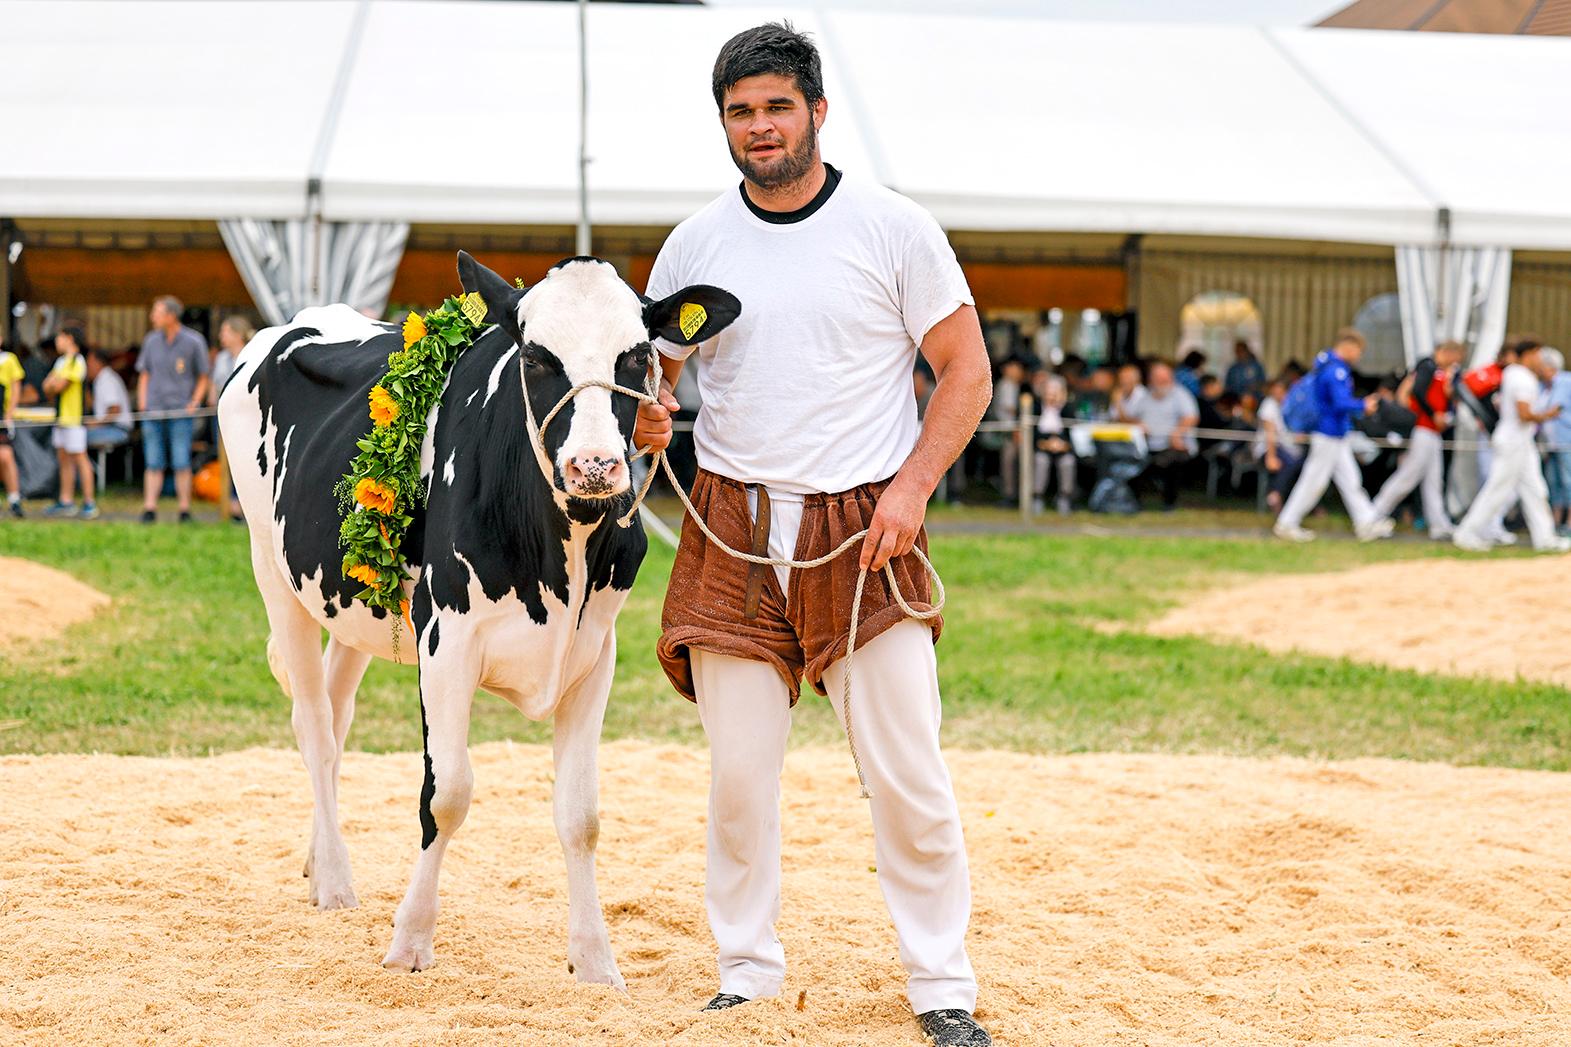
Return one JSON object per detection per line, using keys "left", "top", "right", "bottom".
{"left": 323, "top": 601, "right": 337, "bottom": 619}
{"left": 417, "top": 669, "right": 437, "bottom": 851}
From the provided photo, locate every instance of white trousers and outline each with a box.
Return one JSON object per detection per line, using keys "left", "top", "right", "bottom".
{"left": 1456, "top": 438, "right": 1557, "bottom": 549}
{"left": 1277, "top": 433, "right": 1377, "bottom": 530}
{"left": 1372, "top": 427, "right": 1453, "bottom": 532}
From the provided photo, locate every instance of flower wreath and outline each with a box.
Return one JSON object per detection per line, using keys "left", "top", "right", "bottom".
{"left": 334, "top": 290, "right": 493, "bottom": 643}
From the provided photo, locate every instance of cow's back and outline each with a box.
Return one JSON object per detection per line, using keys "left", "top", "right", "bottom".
{"left": 220, "top": 306, "right": 405, "bottom": 638}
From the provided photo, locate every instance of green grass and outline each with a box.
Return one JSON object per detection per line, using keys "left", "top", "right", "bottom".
{"left": 2, "top": 508, "right": 1565, "bottom": 769}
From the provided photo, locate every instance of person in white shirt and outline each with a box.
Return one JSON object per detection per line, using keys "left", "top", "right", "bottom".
{"left": 85, "top": 349, "right": 132, "bottom": 450}
{"left": 1453, "top": 341, "right": 1570, "bottom": 552}
{"left": 631, "top": 23, "right": 994, "bottom": 1047}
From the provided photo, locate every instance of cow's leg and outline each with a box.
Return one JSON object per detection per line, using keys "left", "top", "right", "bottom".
{"left": 552, "top": 632, "right": 624, "bottom": 990}
{"left": 383, "top": 647, "right": 477, "bottom": 972}
{"left": 253, "top": 556, "right": 359, "bottom": 910}
{"left": 303, "top": 638, "right": 372, "bottom": 882}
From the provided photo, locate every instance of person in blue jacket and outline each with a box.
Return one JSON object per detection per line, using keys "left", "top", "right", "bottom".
{"left": 1274, "top": 328, "right": 1394, "bottom": 542}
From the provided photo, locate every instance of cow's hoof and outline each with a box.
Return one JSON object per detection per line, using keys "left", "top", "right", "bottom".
{"left": 568, "top": 942, "right": 626, "bottom": 991}
{"left": 572, "top": 963, "right": 626, "bottom": 992}
{"left": 381, "top": 940, "right": 435, "bottom": 972}
{"left": 311, "top": 883, "right": 359, "bottom": 910}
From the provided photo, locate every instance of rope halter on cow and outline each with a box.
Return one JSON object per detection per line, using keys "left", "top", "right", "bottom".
{"left": 525, "top": 369, "right": 946, "bottom": 799}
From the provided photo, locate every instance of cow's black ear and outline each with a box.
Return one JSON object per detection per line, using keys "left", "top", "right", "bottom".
{"left": 643, "top": 285, "right": 742, "bottom": 346}
{"left": 456, "top": 251, "right": 527, "bottom": 341}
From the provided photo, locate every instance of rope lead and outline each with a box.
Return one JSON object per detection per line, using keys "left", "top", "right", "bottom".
{"left": 530, "top": 374, "right": 947, "bottom": 799}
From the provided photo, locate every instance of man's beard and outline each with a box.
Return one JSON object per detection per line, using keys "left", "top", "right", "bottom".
{"left": 730, "top": 120, "right": 819, "bottom": 190}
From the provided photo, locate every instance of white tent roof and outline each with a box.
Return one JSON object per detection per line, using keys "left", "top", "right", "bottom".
{"left": 3, "top": 0, "right": 1569, "bottom": 248}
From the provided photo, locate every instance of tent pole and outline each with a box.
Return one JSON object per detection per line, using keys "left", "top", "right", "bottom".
{"left": 576, "top": 0, "right": 591, "bottom": 258}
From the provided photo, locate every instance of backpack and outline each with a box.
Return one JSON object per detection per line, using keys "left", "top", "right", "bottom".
{"left": 1281, "top": 372, "right": 1320, "bottom": 433}
{"left": 1457, "top": 364, "right": 1503, "bottom": 432}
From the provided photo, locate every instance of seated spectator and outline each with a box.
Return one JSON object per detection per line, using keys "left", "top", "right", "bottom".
{"left": 85, "top": 348, "right": 132, "bottom": 451}
{"left": 1254, "top": 376, "right": 1304, "bottom": 512}
{"left": 1224, "top": 342, "right": 1266, "bottom": 399}
{"left": 42, "top": 322, "right": 97, "bottom": 519}
{"left": 1120, "top": 361, "right": 1199, "bottom": 511}
{"left": 1109, "top": 362, "right": 1144, "bottom": 421}
{"left": 1175, "top": 350, "right": 1207, "bottom": 397}
{"left": 1032, "top": 374, "right": 1077, "bottom": 515}
{"left": 1069, "top": 365, "right": 1115, "bottom": 421}
{"left": 1197, "top": 375, "right": 1229, "bottom": 433}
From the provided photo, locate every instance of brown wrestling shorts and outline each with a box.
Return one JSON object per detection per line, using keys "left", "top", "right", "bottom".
{"left": 657, "top": 469, "right": 942, "bottom": 704}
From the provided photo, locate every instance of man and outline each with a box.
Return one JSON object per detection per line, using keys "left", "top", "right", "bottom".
{"left": 632, "top": 23, "right": 994, "bottom": 1047}
{"left": 85, "top": 347, "right": 132, "bottom": 451}
{"left": 0, "top": 342, "right": 24, "bottom": 517}
{"left": 1542, "top": 347, "right": 1571, "bottom": 533}
{"left": 1224, "top": 341, "right": 1266, "bottom": 399}
{"left": 1175, "top": 349, "right": 1207, "bottom": 398}
{"left": 1109, "top": 361, "right": 1144, "bottom": 420}
{"left": 1117, "top": 361, "right": 1198, "bottom": 511}
{"left": 42, "top": 323, "right": 97, "bottom": 519}
{"left": 136, "top": 295, "right": 209, "bottom": 523}
{"left": 1254, "top": 375, "right": 1303, "bottom": 513}
{"left": 1273, "top": 328, "right": 1393, "bottom": 543}
{"left": 1370, "top": 341, "right": 1462, "bottom": 538}
{"left": 1455, "top": 338, "right": 1529, "bottom": 545}
{"left": 1453, "top": 341, "right": 1570, "bottom": 553}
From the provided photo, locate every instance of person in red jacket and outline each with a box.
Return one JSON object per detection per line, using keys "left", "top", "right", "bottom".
{"left": 1371, "top": 340, "right": 1462, "bottom": 537}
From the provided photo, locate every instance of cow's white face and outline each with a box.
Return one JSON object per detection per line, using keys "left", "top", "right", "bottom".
{"left": 518, "top": 261, "right": 652, "bottom": 499}
{"left": 456, "top": 251, "right": 741, "bottom": 504}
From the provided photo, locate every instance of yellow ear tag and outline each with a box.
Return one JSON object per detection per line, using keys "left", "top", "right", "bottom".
{"left": 459, "top": 292, "right": 488, "bottom": 327}
{"left": 678, "top": 302, "right": 708, "bottom": 341}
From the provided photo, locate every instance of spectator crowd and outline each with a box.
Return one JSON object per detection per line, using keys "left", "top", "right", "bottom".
{"left": 962, "top": 330, "right": 1571, "bottom": 552}
{"left": 4, "top": 297, "right": 1568, "bottom": 555}
{"left": 0, "top": 295, "right": 253, "bottom": 523}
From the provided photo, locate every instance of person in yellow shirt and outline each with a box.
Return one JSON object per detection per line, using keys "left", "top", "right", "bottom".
{"left": 0, "top": 345, "right": 23, "bottom": 517}
{"left": 42, "top": 323, "right": 97, "bottom": 519}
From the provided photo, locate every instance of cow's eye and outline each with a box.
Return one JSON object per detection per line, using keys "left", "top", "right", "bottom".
{"left": 524, "top": 346, "right": 558, "bottom": 373}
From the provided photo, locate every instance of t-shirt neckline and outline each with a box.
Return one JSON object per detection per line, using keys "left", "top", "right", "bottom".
{"left": 736, "top": 163, "right": 842, "bottom": 228}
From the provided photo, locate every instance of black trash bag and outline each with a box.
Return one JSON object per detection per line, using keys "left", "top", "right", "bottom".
{"left": 13, "top": 426, "right": 58, "bottom": 498}
{"left": 1088, "top": 475, "right": 1140, "bottom": 515}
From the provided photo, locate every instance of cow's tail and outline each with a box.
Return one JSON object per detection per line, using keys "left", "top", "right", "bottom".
{"left": 265, "top": 633, "right": 293, "bottom": 698}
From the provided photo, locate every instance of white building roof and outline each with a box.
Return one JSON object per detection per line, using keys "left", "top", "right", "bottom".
{"left": 2, "top": 0, "right": 1567, "bottom": 248}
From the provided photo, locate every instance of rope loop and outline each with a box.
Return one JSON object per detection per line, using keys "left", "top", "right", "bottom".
{"left": 532, "top": 370, "right": 945, "bottom": 799}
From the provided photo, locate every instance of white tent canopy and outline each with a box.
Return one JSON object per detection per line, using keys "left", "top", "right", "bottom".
{"left": 2, "top": 0, "right": 1569, "bottom": 249}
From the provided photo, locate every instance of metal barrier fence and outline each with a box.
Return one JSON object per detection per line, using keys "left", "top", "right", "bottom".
{"left": 15, "top": 398, "right": 1567, "bottom": 524}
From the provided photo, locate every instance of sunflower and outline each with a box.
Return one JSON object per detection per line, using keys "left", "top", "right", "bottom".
{"left": 368, "top": 384, "right": 400, "bottom": 427}
{"left": 402, "top": 311, "right": 427, "bottom": 349}
{"left": 347, "top": 563, "right": 381, "bottom": 587}
{"left": 354, "top": 477, "right": 397, "bottom": 514}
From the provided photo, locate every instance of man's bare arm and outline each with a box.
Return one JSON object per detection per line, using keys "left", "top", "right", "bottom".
{"left": 863, "top": 304, "right": 992, "bottom": 570}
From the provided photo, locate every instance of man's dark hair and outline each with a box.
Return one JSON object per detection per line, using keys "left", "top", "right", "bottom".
{"left": 89, "top": 347, "right": 115, "bottom": 365}
{"left": 58, "top": 321, "right": 89, "bottom": 352}
{"left": 712, "top": 21, "right": 824, "bottom": 112}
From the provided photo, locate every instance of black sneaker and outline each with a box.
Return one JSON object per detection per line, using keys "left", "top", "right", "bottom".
{"left": 7, "top": 499, "right": 21, "bottom": 519}
{"left": 917, "top": 1009, "right": 991, "bottom": 1047}
{"left": 178, "top": 510, "right": 193, "bottom": 524}
{"left": 701, "top": 993, "right": 750, "bottom": 1012}
{"left": 141, "top": 509, "right": 156, "bottom": 524}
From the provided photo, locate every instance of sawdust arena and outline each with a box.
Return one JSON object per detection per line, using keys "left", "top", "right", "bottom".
{"left": 4, "top": 557, "right": 1569, "bottom": 1045}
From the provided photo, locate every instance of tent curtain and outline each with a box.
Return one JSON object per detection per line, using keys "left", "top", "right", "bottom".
{"left": 1396, "top": 244, "right": 1514, "bottom": 513}
{"left": 219, "top": 218, "right": 408, "bottom": 328}
{"left": 1395, "top": 244, "right": 1512, "bottom": 368}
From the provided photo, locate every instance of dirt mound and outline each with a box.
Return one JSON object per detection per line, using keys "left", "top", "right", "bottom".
{"left": 4, "top": 741, "right": 1569, "bottom": 1045}
{"left": 0, "top": 555, "right": 111, "bottom": 654}
{"left": 1144, "top": 555, "right": 1571, "bottom": 686}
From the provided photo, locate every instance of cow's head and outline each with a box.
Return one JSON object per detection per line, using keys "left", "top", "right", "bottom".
{"left": 457, "top": 251, "right": 739, "bottom": 502}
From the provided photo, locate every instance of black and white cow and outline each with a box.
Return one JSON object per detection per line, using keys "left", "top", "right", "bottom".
{"left": 217, "top": 252, "right": 739, "bottom": 980}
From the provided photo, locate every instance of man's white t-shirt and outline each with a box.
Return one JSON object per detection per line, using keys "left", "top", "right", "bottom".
{"left": 646, "top": 169, "right": 973, "bottom": 496}
{"left": 93, "top": 367, "right": 131, "bottom": 422}
{"left": 1493, "top": 363, "right": 1540, "bottom": 449}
